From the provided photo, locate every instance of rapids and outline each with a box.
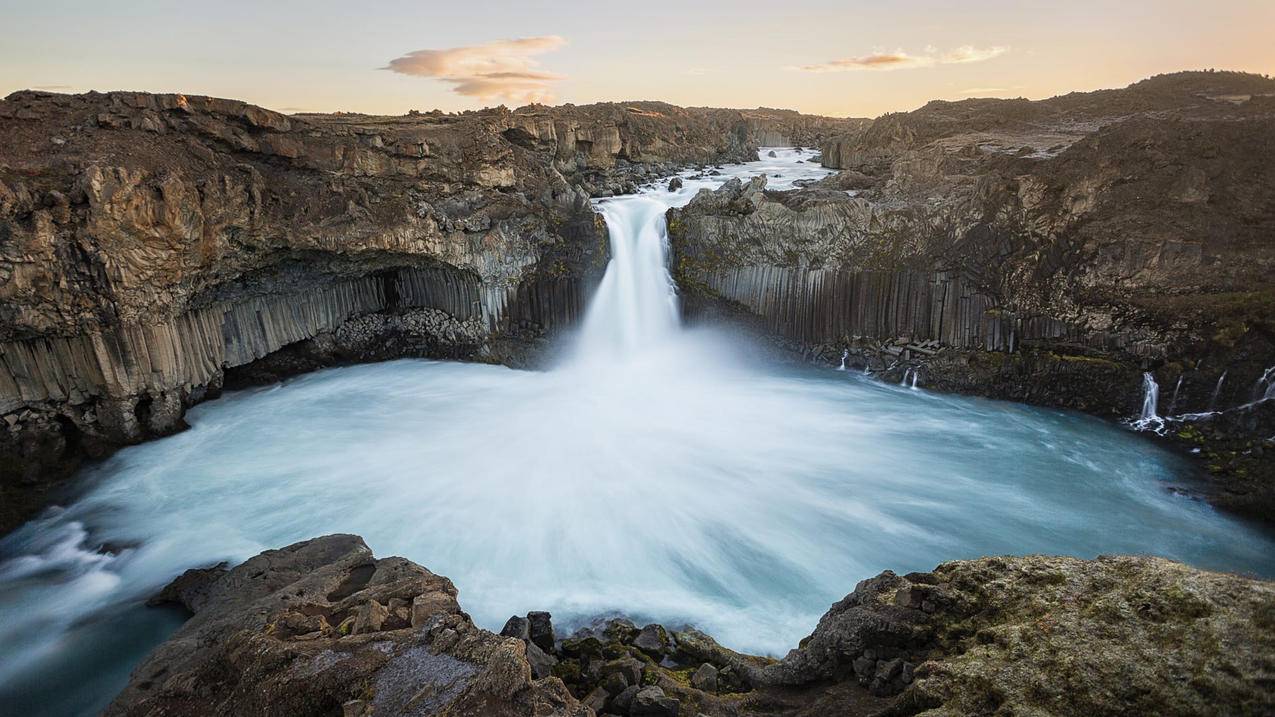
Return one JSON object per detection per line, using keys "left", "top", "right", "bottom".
{"left": 2, "top": 150, "right": 1273, "bottom": 715}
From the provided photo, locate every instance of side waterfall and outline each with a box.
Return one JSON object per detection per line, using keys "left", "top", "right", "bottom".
{"left": 1140, "top": 373, "right": 1160, "bottom": 422}
{"left": 1209, "top": 371, "right": 1227, "bottom": 411}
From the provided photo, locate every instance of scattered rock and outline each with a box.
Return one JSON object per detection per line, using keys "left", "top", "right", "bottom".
{"left": 632, "top": 685, "right": 679, "bottom": 717}
{"left": 690, "top": 663, "right": 718, "bottom": 692}
{"left": 633, "top": 623, "right": 671, "bottom": 659}
{"left": 527, "top": 610, "right": 555, "bottom": 653}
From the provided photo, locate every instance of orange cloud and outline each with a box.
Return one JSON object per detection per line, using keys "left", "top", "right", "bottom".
{"left": 383, "top": 36, "right": 567, "bottom": 104}
{"left": 795, "top": 46, "right": 1009, "bottom": 73}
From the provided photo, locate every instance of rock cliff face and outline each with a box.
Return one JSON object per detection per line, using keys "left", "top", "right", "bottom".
{"left": 669, "top": 71, "right": 1275, "bottom": 518}
{"left": 112, "top": 535, "right": 1275, "bottom": 716}
{"left": 0, "top": 91, "right": 765, "bottom": 533}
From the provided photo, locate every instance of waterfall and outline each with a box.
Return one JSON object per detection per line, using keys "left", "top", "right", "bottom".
{"left": 1256, "top": 366, "right": 1275, "bottom": 402}
{"left": 911, "top": 371, "right": 920, "bottom": 390}
{"left": 836, "top": 349, "right": 848, "bottom": 371}
{"left": 576, "top": 197, "right": 682, "bottom": 361}
{"left": 1168, "top": 375, "right": 1184, "bottom": 415}
{"left": 1208, "top": 371, "right": 1227, "bottom": 411}
{"left": 1140, "top": 373, "right": 1159, "bottom": 422}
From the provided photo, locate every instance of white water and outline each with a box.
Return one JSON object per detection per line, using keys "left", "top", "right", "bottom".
{"left": 1210, "top": 370, "right": 1228, "bottom": 411}
{"left": 1140, "top": 372, "right": 1160, "bottom": 422}
{"left": 1257, "top": 366, "right": 1275, "bottom": 403}
{"left": 4, "top": 150, "right": 1275, "bottom": 715}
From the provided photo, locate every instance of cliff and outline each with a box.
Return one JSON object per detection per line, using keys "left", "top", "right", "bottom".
{"left": 0, "top": 90, "right": 766, "bottom": 533}
{"left": 669, "top": 71, "right": 1275, "bottom": 518}
{"left": 735, "top": 107, "right": 869, "bottom": 148}
{"left": 109, "top": 534, "right": 1275, "bottom": 716}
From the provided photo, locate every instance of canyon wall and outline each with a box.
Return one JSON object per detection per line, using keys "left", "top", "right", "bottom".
{"left": 0, "top": 90, "right": 764, "bottom": 532}
{"left": 670, "top": 71, "right": 1275, "bottom": 518}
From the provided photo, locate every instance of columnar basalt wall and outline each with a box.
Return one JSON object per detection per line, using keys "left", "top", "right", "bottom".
{"left": 698, "top": 266, "right": 1078, "bottom": 351}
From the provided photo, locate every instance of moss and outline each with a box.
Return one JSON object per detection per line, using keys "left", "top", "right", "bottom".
{"left": 551, "top": 659, "right": 582, "bottom": 684}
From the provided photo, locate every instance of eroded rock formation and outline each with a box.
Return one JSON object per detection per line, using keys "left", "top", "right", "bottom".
{"left": 113, "top": 535, "right": 1275, "bottom": 716}
{"left": 109, "top": 534, "right": 589, "bottom": 716}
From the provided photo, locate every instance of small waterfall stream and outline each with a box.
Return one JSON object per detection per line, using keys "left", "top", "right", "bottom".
{"left": 1209, "top": 371, "right": 1227, "bottom": 411}
{"left": 1140, "top": 373, "right": 1160, "bottom": 422}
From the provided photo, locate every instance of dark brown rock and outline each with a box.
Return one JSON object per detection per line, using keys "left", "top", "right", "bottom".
{"left": 107, "top": 534, "right": 588, "bottom": 717}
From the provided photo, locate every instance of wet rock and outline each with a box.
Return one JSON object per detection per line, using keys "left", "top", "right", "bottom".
{"left": 527, "top": 610, "right": 555, "bottom": 653}
{"left": 602, "top": 669, "right": 630, "bottom": 694}
{"left": 525, "top": 641, "right": 558, "bottom": 680}
{"left": 667, "top": 177, "right": 683, "bottom": 191}
{"left": 603, "top": 617, "right": 640, "bottom": 644}
{"left": 690, "top": 662, "right": 718, "bottom": 692}
{"left": 633, "top": 623, "right": 671, "bottom": 659}
{"left": 632, "top": 685, "right": 679, "bottom": 717}
{"left": 766, "top": 150, "right": 777, "bottom": 157}
{"left": 611, "top": 684, "right": 641, "bottom": 714}
{"left": 145, "top": 562, "right": 228, "bottom": 613}
{"left": 583, "top": 686, "right": 609, "bottom": 711}
{"left": 501, "top": 615, "right": 530, "bottom": 641}
{"left": 601, "top": 656, "right": 645, "bottom": 687}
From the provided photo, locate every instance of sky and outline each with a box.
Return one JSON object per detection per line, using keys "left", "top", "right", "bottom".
{"left": 1, "top": 0, "right": 1272, "bottom": 118}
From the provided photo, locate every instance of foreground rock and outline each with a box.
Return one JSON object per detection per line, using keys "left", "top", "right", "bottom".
{"left": 114, "top": 536, "right": 1275, "bottom": 716}
{"left": 109, "top": 534, "right": 588, "bottom": 716}
{"left": 668, "top": 71, "right": 1275, "bottom": 519}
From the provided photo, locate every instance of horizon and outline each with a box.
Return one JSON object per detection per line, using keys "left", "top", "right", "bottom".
{"left": 8, "top": 67, "right": 1271, "bottom": 121}
{"left": 2, "top": 0, "right": 1271, "bottom": 118}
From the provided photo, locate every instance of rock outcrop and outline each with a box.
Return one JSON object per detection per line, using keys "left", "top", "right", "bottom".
{"left": 0, "top": 91, "right": 776, "bottom": 533}
{"left": 669, "top": 71, "right": 1275, "bottom": 518}
{"left": 113, "top": 536, "right": 1275, "bottom": 716}
{"left": 109, "top": 534, "right": 589, "bottom": 716}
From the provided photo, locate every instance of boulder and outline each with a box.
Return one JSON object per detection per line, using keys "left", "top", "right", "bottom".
{"left": 501, "top": 615, "right": 530, "bottom": 641}
{"left": 690, "top": 663, "right": 718, "bottom": 692}
{"left": 633, "top": 623, "right": 671, "bottom": 659}
{"left": 105, "top": 535, "right": 589, "bottom": 716}
{"left": 527, "top": 610, "right": 556, "bottom": 653}
{"left": 632, "top": 685, "right": 679, "bottom": 717}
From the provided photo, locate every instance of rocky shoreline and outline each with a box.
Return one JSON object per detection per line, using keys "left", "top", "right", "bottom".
{"left": 108, "top": 534, "right": 1275, "bottom": 716}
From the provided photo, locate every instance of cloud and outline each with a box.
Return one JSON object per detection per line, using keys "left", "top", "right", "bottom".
{"left": 383, "top": 36, "right": 567, "bottom": 104}
{"left": 941, "top": 46, "right": 1010, "bottom": 64}
{"left": 793, "top": 45, "right": 1009, "bottom": 73}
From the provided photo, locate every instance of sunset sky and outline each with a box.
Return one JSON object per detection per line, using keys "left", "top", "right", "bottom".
{"left": 2, "top": 0, "right": 1272, "bottom": 118}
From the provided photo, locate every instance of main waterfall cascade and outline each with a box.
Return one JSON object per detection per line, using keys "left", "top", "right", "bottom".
{"left": 4, "top": 150, "right": 1275, "bottom": 716}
